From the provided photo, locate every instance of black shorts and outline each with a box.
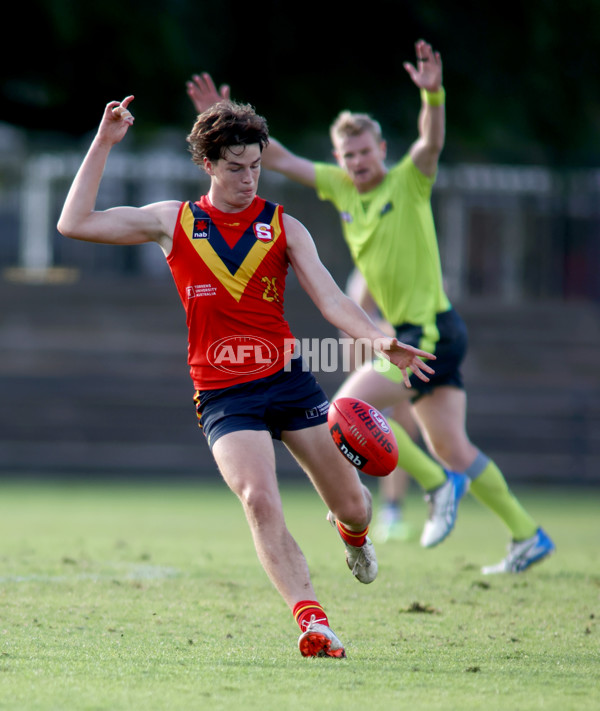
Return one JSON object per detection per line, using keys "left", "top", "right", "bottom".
{"left": 194, "top": 358, "right": 330, "bottom": 449}
{"left": 385, "top": 308, "right": 468, "bottom": 402}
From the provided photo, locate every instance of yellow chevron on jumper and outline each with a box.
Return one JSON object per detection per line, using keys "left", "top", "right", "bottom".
{"left": 179, "top": 204, "right": 282, "bottom": 303}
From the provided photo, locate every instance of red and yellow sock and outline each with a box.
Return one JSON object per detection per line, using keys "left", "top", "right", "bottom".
{"left": 335, "top": 520, "right": 369, "bottom": 548}
{"left": 293, "top": 600, "right": 329, "bottom": 632}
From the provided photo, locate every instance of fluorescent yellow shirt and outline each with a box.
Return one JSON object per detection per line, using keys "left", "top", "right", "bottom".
{"left": 315, "top": 154, "right": 451, "bottom": 346}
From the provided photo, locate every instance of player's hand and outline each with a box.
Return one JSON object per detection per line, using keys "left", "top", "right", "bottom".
{"left": 97, "top": 96, "right": 135, "bottom": 144}
{"left": 186, "top": 72, "right": 230, "bottom": 114}
{"left": 403, "top": 39, "right": 443, "bottom": 92}
{"left": 376, "top": 337, "right": 436, "bottom": 388}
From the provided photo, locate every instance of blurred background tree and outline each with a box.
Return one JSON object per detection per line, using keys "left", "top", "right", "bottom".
{"left": 2, "top": 0, "right": 599, "bottom": 165}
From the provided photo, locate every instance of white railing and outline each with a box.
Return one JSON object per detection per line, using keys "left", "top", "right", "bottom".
{"left": 6, "top": 149, "right": 600, "bottom": 301}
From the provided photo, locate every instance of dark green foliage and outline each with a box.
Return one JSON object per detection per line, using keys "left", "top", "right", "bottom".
{"left": 1, "top": 0, "right": 599, "bottom": 164}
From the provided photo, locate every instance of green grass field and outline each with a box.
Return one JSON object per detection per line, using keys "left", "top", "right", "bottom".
{"left": 0, "top": 479, "right": 598, "bottom": 711}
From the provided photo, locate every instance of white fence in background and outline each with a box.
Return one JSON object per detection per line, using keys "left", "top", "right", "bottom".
{"left": 8, "top": 150, "right": 600, "bottom": 302}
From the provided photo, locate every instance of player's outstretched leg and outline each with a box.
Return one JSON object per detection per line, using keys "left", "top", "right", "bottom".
{"left": 482, "top": 527, "right": 555, "bottom": 574}
{"left": 298, "top": 614, "right": 347, "bottom": 658}
{"left": 327, "top": 511, "right": 378, "bottom": 583}
{"left": 420, "top": 470, "right": 469, "bottom": 547}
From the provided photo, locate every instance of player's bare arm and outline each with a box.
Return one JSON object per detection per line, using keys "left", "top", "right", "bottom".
{"left": 57, "top": 97, "right": 179, "bottom": 253}
{"left": 260, "top": 138, "right": 317, "bottom": 188}
{"left": 404, "top": 39, "right": 446, "bottom": 178}
{"left": 284, "top": 214, "right": 435, "bottom": 386}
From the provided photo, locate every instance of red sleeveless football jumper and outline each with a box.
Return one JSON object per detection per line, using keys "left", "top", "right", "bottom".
{"left": 167, "top": 195, "right": 295, "bottom": 390}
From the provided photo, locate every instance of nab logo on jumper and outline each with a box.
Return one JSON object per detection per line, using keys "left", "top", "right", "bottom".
{"left": 193, "top": 218, "right": 210, "bottom": 239}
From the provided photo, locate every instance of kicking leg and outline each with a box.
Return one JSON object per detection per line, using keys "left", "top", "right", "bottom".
{"left": 283, "top": 422, "right": 378, "bottom": 584}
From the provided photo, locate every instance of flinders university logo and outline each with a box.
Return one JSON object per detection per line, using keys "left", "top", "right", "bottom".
{"left": 207, "top": 335, "right": 278, "bottom": 374}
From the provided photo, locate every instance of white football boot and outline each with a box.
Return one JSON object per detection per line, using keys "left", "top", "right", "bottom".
{"left": 482, "top": 527, "right": 555, "bottom": 574}
{"left": 327, "top": 511, "right": 378, "bottom": 584}
{"left": 420, "top": 470, "right": 469, "bottom": 548}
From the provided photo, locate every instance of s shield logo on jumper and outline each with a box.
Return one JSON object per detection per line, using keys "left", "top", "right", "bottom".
{"left": 254, "top": 222, "right": 274, "bottom": 242}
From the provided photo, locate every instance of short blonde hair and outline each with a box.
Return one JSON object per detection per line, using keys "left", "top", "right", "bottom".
{"left": 329, "top": 111, "right": 383, "bottom": 144}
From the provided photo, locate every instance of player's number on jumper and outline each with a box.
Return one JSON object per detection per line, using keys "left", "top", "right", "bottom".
{"left": 261, "top": 276, "right": 279, "bottom": 302}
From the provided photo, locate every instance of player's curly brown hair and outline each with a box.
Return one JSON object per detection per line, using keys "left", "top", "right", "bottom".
{"left": 187, "top": 100, "right": 269, "bottom": 167}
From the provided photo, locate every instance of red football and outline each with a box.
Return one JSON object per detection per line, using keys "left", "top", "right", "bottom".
{"left": 327, "top": 397, "right": 399, "bottom": 477}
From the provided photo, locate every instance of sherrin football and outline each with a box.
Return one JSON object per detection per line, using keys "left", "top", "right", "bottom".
{"left": 327, "top": 397, "right": 399, "bottom": 477}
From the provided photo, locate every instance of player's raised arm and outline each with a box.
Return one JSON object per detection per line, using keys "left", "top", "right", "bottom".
{"left": 57, "top": 97, "right": 177, "bottom": 250}
{"left": 404, "top": 39, "right": 446, "bottom": 178}
{"left": 186, "top": 71, "right": 317, "bottom": 188}
{"left": 261, "top": 137, "right": 317, "bottom": 188}
{"left": 186, "top": 72, "right": 230, "bottom": 114}
{"left": 284, "top": 214, "right": 435, "bottom": 387}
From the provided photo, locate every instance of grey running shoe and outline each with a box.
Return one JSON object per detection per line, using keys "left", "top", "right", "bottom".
{"left": 327, "top": 511, "right": 378, "bottom": 584}
{"left": 420, "top": 470, "right": 469, "bottom": 548}
{"left": 298, "top": 615, "right": 346, "bottom": 658}
{"left": 481, "top": 527, "right": 556, "bottom": 574}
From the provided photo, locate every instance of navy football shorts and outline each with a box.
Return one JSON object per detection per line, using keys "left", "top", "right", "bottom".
{"left": 379, "top": 308, "right": 468, "bottom": 402}
{"left": 194, "top": 357, "right": 330, "bottom": 450}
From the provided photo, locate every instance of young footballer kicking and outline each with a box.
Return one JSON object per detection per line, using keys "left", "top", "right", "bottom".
{"left": 186, "top": 39, "right": 556, "bottom": 574}
{"left": 57, "top": 96, "right": 436, "bottom": 657}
